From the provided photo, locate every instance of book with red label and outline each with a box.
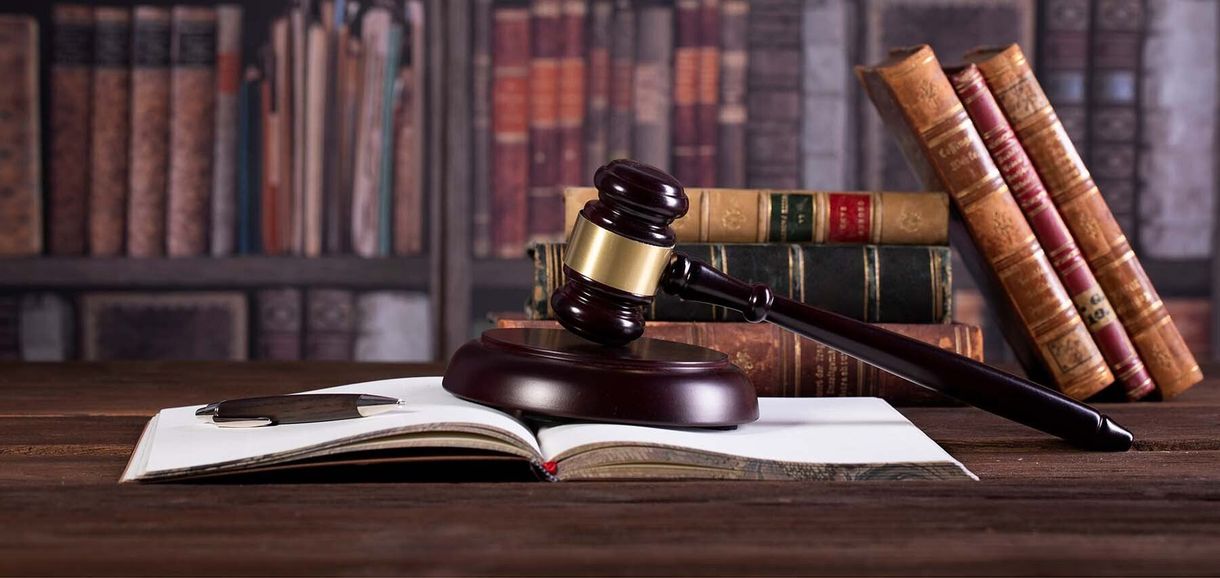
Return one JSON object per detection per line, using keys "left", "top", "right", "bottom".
{"left": 527, "top": 0, "right": 562, "bottom": 241}
{"left": 556, "top": 0, "right": 586, "bottom": 192}
{"left": 491, "top": 3, "right": 531, "bottom": 258}
{"left": 49, "top": 5, "right": 92, "bottom": 255}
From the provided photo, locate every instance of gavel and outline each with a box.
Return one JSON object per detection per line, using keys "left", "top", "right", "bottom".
{"left": 547, "top": 159, "right": 1132, "bottom": 451}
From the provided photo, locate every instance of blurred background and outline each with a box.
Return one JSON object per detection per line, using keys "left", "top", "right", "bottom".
{"left": 0, "top": 0, "right": 1214, "bottom": 364}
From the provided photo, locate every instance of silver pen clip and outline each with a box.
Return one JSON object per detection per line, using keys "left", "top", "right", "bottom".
{"left": 195, "top": 403, "right": 275, "bottom": 428}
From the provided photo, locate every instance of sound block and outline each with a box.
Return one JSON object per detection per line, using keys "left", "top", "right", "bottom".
{"left": 443, "top": 328, "right": 759, "bottom": 427}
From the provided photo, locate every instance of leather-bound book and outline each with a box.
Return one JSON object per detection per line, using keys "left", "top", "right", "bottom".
{"left": 556, "top": 0, "right": 586, "bottom": 192}
{"left": 128, "top": 6, "right": 172, "bottom": 257}
{"left": 716, "top": 0, "right": 747, "bottom": 187}
{"left": 857, "top": 45, "right": 1113, "bottom": 400}
{"left": 256, "top": 288, "right": 302, "bottom": 360}
{"left": 354, "top": 291, "right": 434, "bottom": 362}
{"left": 19, "top": 293, "right": 74, "bottom": 362}
{"left": 527, "top": 0, "right": 562, "bottom": 241}
{"left": 695, "top": 0, "right": 720, "bottom": 185}
{"left": 563, "top": 187, "right": 949, "bottom": 245}
{"left": 351, "top": 7, "right": 394, "bottom": 257}
{"left": 471, "top": 0, "right": 494, "bottom": 257}
{"left": 491, "top": 3, "right": 531, "bottom": 258}
{"left": 633, "top": 3, "right": 673, "bottom": 172}
{"left": 1037, "top": 0, "right": 1092, "bottom": 159}
{"left": 965, "top": 44, "right": 1203, "bottom": 398}
{"left": 606, "top": 0, "right": 635, "bottom": 161}
{"left": 672, "top": 0, "right": 701, "bottom": 186}
{"left": 1086, "top": 0, "right": 1144, "bottom": 234}
{"left": 237, "top": 67, "right": 262, "bottom": 254}
{"left": 49, "top": 5, "right": 92, "bottom": 255}
{"left": 496, "top": 318, "right": 982, "bottom": 406}
{"left": 745, "top": 0, "right": 802, "bottom": 188}
{"left": 393, "top": 2, "right": 426, "bottom": 256}
{"left": 801, "top": 0, "right": 853, "bottom": 190}
{"left": 0, "top": 16, "right": 41, "bottom": 257}
{"left": 584, "top": 0, "right": 612, "bottom": 176}
{"left": 949, "top": 64, "right": 1153, "bottom": 400}
{"left": 529, "top": 242, "right": 952, "bottom": 324}
{"left": 89, "top": 7, "right": 131, "bottom": 257}
{"left": 210, "top": 5, "right": 242, "bottom": 256}
{"left": 305, "top": 289, "right": 355, "bottom": 361}
{"left": 303, "top": 22, "right": 328, "bottom": 257}
{"left": 266, "top": 16, "right": 293, "bottom": 255}
{"left": 81, "top": 292, "right": 247, "bottom": 360}
{"left": 166, "top": 6, "right": 217, "bottom": 257}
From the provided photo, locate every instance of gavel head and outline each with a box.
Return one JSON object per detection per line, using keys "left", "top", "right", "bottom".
{"left": 550, "top": 159, "right": 688, "bottom": 346}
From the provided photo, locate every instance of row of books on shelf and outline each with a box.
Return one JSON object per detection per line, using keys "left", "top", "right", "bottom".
{"left": 0, "top": 289, "right": 433, "bottom": 362}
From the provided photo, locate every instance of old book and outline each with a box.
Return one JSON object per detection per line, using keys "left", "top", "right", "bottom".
{"left": 802, "top": 0, "right": 854, "bottom": 190}
{"left": 393, "top": 3, "right": 426, "bottom": 256}
{"left": 1087, "top": 0, "right": 1144, "bottom": 235}
{"left": 19, "top": 293, "right": 74, "bottom": 362}
{"left": 210, "top": 5, "right": 242, "bottom": 256}
{"left": 584, "top": 0, "right": 613, "bottom": 176}
{"left": 471, "top": 0, "right": 494, "bottom": 257}
{"left": 267, "top": 16, "right": 293, "bottom": 255}
{"left": 128, "top": 6, "right": 172, "bottom": 257}
{"left": 633, "top": 3, "right": 673, "bottom": 171}
{"left": 695, "top": 0, "right": 720, "bottom": 185}
{"left": 333, "top": 34, "right": 364, "bottom": 255}
{"left": 606, "top": 0, "right": 635, "bottom": 161}
{"left": 857, "top": 45, "right": 1112, "bottom": 400}
{"left": 123, "top": 378, "right": 975, "bottom": 482}
{"left": 290, "top": 4, "right": 306, "bottom": 254}
{"left": 858, "top": 0, "right": 1033, "bottom": 191}
{"left": 746, "top": 0, "right": 802, "bottom": 188}
{"left": 256, "top": 288, "right": 302, "bottom": 361}
{"left": 303, "top": 22, "right": 328, "bottom": 257}
{"left": 556, "top": 0, "right": 586, "bottom": 191}
{"left": 965, "top": 44, "right": 1203, "bottom": 398}
{"left": 491, "top": 4, "right": 531, "bottom": 258}
{"left": 354, "top": 291, "right": 433, "bottom": 362}
{"left": 1038, "top": 0, "right": 1092, "bottom": 159}
{"left": 49, "top": 5, "right": 92, "bottom": 255}
{"left": 562, "top": 187, "right": 948, "bottom": 244}
{"left": 0, "top": 296, "right": 17, "bottom": 360}
{"left": 89, "top": 7, "right": 131, "bottom": 257}
{"left": 527, "top": 0, "right": 562, "bottom": 241}
{"left": 717, "top": 0, "right": 748, "bottom": 187}
{"left": 305, "top": 289, "right": 355, "bottom": 361}
{"left": 351, "top": 7, "right": 394, "bottom": 257}
{"left": 166, "top": 6, "right": 217, "bottom": 257}
{"left": 237, "top": 67, "right": 262, "bottom": 254}
{"left": 1138, "top": 0, "right": 1218, "bottom": 259}
{"left": 672, "top": 0, "right": 701, "bottom": 186}
{"left": 497, "top": 318, "right": 982, "bottom": 406}
{"left": 81, "top": 292, "right": 247, "bottom": 361}
{"left": 324, "top": 6, "right": 352, "bottom": 255}
{"left": 376, "top": 22, "right": 403, "bottom": 256}
{"left": 528, "top": 242, "right": 952, "bottom": 324}
{"left": 949, "top": 64, "right": 1153, "bottom": 400}
{"left": 0, "top": 16, "right": 41, "bottom": 257}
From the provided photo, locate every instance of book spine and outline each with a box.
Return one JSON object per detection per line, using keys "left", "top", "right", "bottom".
{"left": 256, "top": 288, "right": 302, "bottom": 360}
{"left": 633, "top": 4, "right": 673, "bottom": 172}
{"left": 606, "top": 0, "right": 635, "bottom": 161}
{"left": 392, "top": 7, "right": 424, "bottom": 256}
{"left": 672, "top": 0, "right": 701, "bottom": 186}
{"left": 968, "top": 44, "right": 1202, "bottom": 398}
{"left": 584, "top": 0, "right": 613, "bottom": 176}
{"left": 334, "top": 36, "right": 363, "bottom": 256}
{"left": 1038, "top": 0, "right": 1092, "bottom": 159}
{"left": 351, "top": 10, "right": 389, "bottom": 257}
{"left": 290, "top": 6, "right": 306, "bottom": 255}
{"left": 496, "top": 319, "right": 982, "bottom": 406}
{"left": 746, "top": 0, "right": 802, "bottom": 188}
{"left": 210, "top": 5, "right": 242, "bottom": 256}
{"left": 166, "top": 6, "right": 217, "bottom": 257}
{"left": 951, "top": 64, "right": 1154, "bottom": 400}
{"left": 270, "top": 17, "right": 293, "bottom": 255}
{"left": 471, "top": 0, "right": 493, "bottom": 257}
{"left": 88, "top": 7, "right": 131, "bottom": 257}
{"left": 237, "top": 68, "right": 261, "bottom": 254}
{"left": 527, "top": 0, "right": 562, "bottom": 241}
{"left": 491, "top": 5, "right": 531, "bottom": 258}
{"left": 562, "top": 187, "right": 949, "bottom": 245}
{"left": 1087, "top": 0, "right": 1145, "bottom": 235}
{"left": 303, "top": 23, "right": 328, "bottom": 257}
{"left": 49, "top": 5, "right": 93, "bottom": 255}
{"left": 857, "top": 46, "right": 1113, "bottom": 400}
{"left": 801, "top": 0, "right": 852, "bottom": 190}
{"left": 529, "top": 242, "right": 952, "bottom": 324}
{"left": 128, "top": 6, "right": 171, "bottom": 257}
{"left": 557, "top": 0, "right": 586, "bottom": 192}
{"left": 305, "top": 288, "right": 355, "bottom": 360}
{"left": 695, "top": 0, "right": 721, "bottom": 186}
{"left": 0, "top": 17, "right": 41, "bottom": 256}
{"left": 376, "top": 22, "right": 402, "bottom": 256}
{"left": 717, "top": 0, "right": 748, "bottom": 187}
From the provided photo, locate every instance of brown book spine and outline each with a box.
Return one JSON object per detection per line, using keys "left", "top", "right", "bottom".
{"left": 0, "top": 16, "right": 41, "bottom": 257}
{"left": 496, "top": 319, "right": 983, "bottom": 406}
{"left": 745, "top": 0, "right": 802, "bottom": 189}
{"left": 584, "top": 0, "right": 612, "bottom": 176}
{"left": 857, "top": 45, "right": 1112, "bottom": 400}
{"left": 672, "top": 0, "right": 701, "bottom": 186}
{"left": 966, "top": 44, "right": 1202, "bottom": 398}
{"left": 210, "top": 5, "right": 242, "bottom": 256}
{"left": 950, "top": 64, "right": 1154, "bottom": 400}
{"left": 492, "top": 5, "right": 531, "bottom": 258}
{"left": 557, "top": 0, "right": 586, "bottom": 193}
{"left": 49, "top": 5, "right": 93, "bottom": 255}
{"left": 89, "top": 8, "right": 131, "bottom": 257}
{"left": 302, "top": 23, "right": 327, "bottom": 257}
{"left": 717, "top": 0, "right": 748, "bottom": 187}
{"left": 267, "top": 16, "right": 293, "bottom": 255}
{"left": 471, "top": 0, "right": 494, "bottom": 257}
{"left": 1087, "top": 0, "right": 1144, "bottom": 235}
{"left": 305, "top": 288, "right": 355, "bottom": 360}
{"left": 127, "top": 6, "right": 171, "bottom": 257}
{"left": 528, "top": 0, "right": 562, "bottom": 241}
{"left": 606, "top": 0, "right": 635, "bottom": 161}
{"left": 696, "top": 0, "right": 721, "bottom": 186}
{"left": 166, "top": 7, "right": 217, "bottom": 257}
{"left": 633, "top": 4, "right": 673, "bottom": 172}
{"left": 256, "top": 288, "right": 302, "bottom": 360}
{"left": 392, "top": 5, "right": 425, "bottom": 256}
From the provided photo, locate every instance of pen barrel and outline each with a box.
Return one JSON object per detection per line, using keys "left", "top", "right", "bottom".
{"left": 212, "top": 394, "right": 369, "bottom": 424}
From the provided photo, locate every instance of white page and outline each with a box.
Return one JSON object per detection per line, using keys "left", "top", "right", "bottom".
{"left": 129, "top": 377, "right": 540, "bottom": 480}
{"left": 538, "top": 397, "right": 970, "bottom": 472}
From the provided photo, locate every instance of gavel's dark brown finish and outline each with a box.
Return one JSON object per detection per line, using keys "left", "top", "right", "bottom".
{"left": 550, "top": 160, "right": 1133, "bottom": 451}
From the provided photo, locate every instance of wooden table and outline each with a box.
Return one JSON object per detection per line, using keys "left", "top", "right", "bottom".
{"left": 3, "top": 362, "right": 1219, "bottom": 576}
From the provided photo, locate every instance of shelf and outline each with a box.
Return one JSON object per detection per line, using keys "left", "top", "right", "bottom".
{"left": 471, "top": 258, "right": 533, "bottom": 289}
{"left": 0, "top": 256, "right": 431, "bottom": 290}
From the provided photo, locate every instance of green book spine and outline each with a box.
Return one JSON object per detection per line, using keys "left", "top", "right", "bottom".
{"left": 528, "top": 243, "right": 952, "bottom": 323}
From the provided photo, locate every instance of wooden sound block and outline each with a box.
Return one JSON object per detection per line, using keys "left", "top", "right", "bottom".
{"left": 443, "top": 328, "right": 759, "bottom": 427}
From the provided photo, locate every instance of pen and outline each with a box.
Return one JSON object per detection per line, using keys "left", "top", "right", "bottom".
{"left": 195, "top": 394, "right": 404, "bottom": 427}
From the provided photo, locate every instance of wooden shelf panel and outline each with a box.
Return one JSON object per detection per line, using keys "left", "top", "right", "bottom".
{"left": 471, "top": 258, "right": 533, "bottom": 289}
{"left": 0, "top": 257, "right": 431, "bottom": 290}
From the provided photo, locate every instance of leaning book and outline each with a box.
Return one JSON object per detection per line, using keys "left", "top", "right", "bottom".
{"left": 122, "top": 377, "right": 976, "bottom": 482}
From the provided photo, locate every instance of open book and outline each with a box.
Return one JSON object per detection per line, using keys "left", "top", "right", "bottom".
{"left": 121, "top": 377, "right": 976, "bottom": 482}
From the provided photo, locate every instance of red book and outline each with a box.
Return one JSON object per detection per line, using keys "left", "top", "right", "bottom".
{"left": 695, "top": 0, "right": 721, "bottom": 185}
{"left": 671, "top": 0, "right": 701, "bottom": 186}
{"left": 556, "top": 0, "right": 586, "bottom": 194}
{"left": 949, "top": 64, "right": 1153, "bottom": 400}
{"left": 527, "top": 0, "right": 562, "bottom": 241}
{"left": 491, "top": 5, "right": 531, "bottom": 257}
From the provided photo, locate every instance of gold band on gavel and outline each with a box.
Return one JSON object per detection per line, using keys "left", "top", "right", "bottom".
{"left": 563, "top": 215, "right": 674, "bottom": 297}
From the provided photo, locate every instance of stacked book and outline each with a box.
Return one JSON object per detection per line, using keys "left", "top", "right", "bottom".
{"left": 496, "top": 186, "right": 984, "bottom": 406}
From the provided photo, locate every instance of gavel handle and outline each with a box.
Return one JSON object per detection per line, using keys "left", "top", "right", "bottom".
{"left": 661, "top": 254, "right": 1133, "bottom": 451}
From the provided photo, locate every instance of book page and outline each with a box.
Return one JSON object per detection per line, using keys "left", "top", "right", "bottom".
{"left": 124, "top": 377, "right": 540, "bottom": 481}
{"left": 538, "top": 397, "right": 971, "bottom": 474}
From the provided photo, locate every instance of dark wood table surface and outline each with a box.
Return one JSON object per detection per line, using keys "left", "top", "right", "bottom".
{"left": 3, "top": 362, "right": 1219, "bottom": 576}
